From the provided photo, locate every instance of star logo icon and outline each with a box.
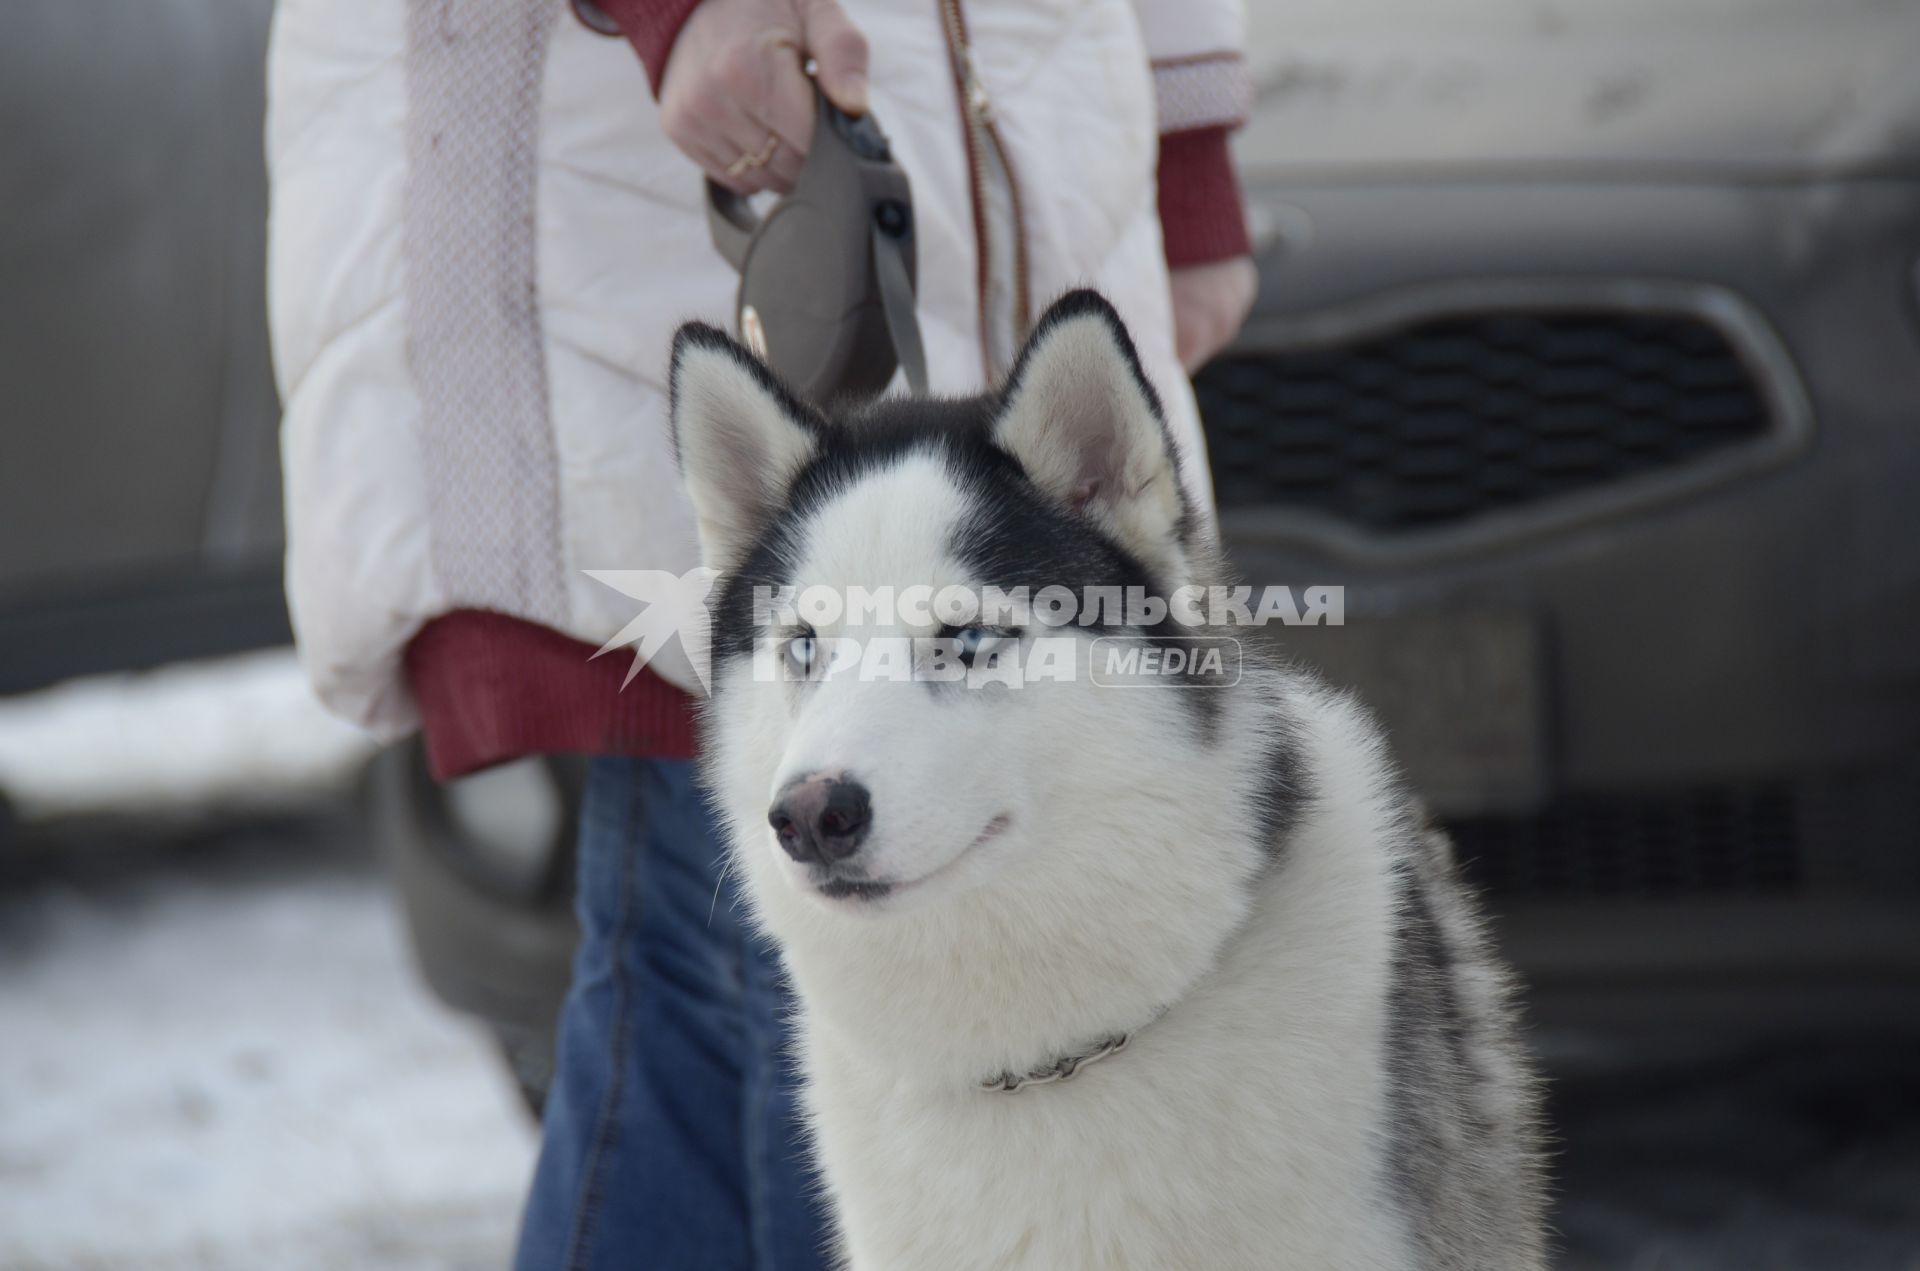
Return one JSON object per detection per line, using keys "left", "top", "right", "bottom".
{"left": 584, "top": 567, "right": 720, "bottom": 693}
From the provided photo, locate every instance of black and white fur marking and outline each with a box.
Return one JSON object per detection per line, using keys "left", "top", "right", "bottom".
{"left": 672, "top": 291, "right": 1548, "bottom": 1270}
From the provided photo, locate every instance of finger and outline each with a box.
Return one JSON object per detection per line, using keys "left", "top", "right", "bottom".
{"left": 691, "top": 127, "right": 761, "bottom": 195}
{"left": 665, "top": 79, "right": 767, "bottom": 192}
{"left": 705, "top": 138, "right": 785, "bottom": 196}
{"left": 710, "top": 31, "right": 809, "bottom": 192}
{"left": 698, "top": 83, "right": 785, "bottom": 194}
{"left": 699, "top": 149, "right": 755, "bottom": 196}
{"left": 761, "top": 133, "right": 805, "bottom": 191}
{"left": 758, "top": 54, "right": 816, "bottom": 159}
{"left": 692, "top": 37, "right": 805, "bottom": 194}
{"left": 749, "top": 60, "right": 815, "bottom": 190}
{"left": 715, "top": 121, "right": 789, "bottom": 195}
{"left": 799, "top": 0, "right": 869, "bottom": 116}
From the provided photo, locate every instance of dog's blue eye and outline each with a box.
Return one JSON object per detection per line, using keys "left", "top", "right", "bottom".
{"left": 784, "top": 630, "right": 816, "bottom": 676}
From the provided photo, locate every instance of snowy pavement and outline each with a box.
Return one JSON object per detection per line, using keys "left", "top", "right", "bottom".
{"left": 0, "top": 824, "right": 537, "bottom": 1271}
{"left": 0, "top": 648, "right": 376, "bottom": 822}
{"left": 9, "top": 820, "right": 1918, "bottom": 1271}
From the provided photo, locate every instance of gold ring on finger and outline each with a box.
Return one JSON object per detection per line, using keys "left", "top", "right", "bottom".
{"left": 725, "top": 133, "right": 781, "bottom": 178}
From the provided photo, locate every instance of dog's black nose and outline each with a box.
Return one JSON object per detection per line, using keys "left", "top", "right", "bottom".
{"left": 768, "top": 774, "right": 872, "bottom": 865}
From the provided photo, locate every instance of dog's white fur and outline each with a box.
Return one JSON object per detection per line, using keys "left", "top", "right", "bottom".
{"left": 675, "top": 297, "right": 1546, "bottom": 1270}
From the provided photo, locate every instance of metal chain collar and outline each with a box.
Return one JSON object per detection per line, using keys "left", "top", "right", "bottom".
{"left": 978, "top": 1030, "right": 1135, "bottom": 1094}
{"left": 977, "top": 999, "right": 1179, "bottom": 1094}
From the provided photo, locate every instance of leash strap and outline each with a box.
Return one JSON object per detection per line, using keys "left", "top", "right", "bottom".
{"left": 874, "top": 220, "right": 928, "bottom": 396}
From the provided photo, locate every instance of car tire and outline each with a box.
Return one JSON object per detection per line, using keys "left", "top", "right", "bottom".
{"left": 366, "top": 741, "right": 584, "bottom": 1118}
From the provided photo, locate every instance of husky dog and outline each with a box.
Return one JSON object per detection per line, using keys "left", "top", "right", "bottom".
{"left": 670, "top": 291, "right": 1547, "bottom": 1270}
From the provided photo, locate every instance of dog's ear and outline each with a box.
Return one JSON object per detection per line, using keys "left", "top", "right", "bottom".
{"left": 670, "top": 323, "right": 823, "bottom": 569}
{"left": 991, "top": 291, "right": 1189, "bottom": 566}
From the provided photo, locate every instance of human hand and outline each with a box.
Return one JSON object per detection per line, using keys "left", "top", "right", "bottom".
{"left": 1168, "top": 256, "right": 1258, "bottom": 372}
{"left": 658, "top": 0, "right": 869, "bottom": 195}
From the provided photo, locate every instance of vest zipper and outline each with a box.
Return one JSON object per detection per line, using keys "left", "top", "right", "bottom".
{"left": 937, "top": 0, "right": 1031, "bottom": 380}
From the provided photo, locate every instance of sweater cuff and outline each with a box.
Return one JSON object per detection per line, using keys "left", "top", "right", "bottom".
{"left": 406, "top": 610, "right": 698, "bottom": 780}
{"left": 1157, "top": 127, "right": 1252, "bottom": 269}
{"left": 587, "top": 0, "right": 704, "bottom": 97}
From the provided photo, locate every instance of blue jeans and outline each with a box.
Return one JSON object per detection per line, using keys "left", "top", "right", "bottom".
{"left": 514, "top": 757, "right": 833, "bottom": 1271}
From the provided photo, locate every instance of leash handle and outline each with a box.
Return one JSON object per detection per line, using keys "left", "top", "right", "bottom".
{"left": 702, "top": 86, "right": 926, "bottom": 402}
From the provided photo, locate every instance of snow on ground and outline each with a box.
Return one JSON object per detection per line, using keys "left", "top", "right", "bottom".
{"left": 0, "top": 648, "right": 377, "bottom": 821}
{"left": 0, "top": 829, "right": 537, "bottom": 1271}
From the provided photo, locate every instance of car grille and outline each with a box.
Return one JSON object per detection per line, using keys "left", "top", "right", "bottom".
{"left": 1448, "top": 763, "right": 1920, "bottom": 900}
{"left": 1450, "top": 782, "right": 1801, "bottom": 899}
{"left": 1194, "top": 310, "right": 1774, "bottom": 532}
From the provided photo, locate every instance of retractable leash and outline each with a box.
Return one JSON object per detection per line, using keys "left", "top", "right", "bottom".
{"left": 706, "top": 86, "right": 928, "bottom": 404}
